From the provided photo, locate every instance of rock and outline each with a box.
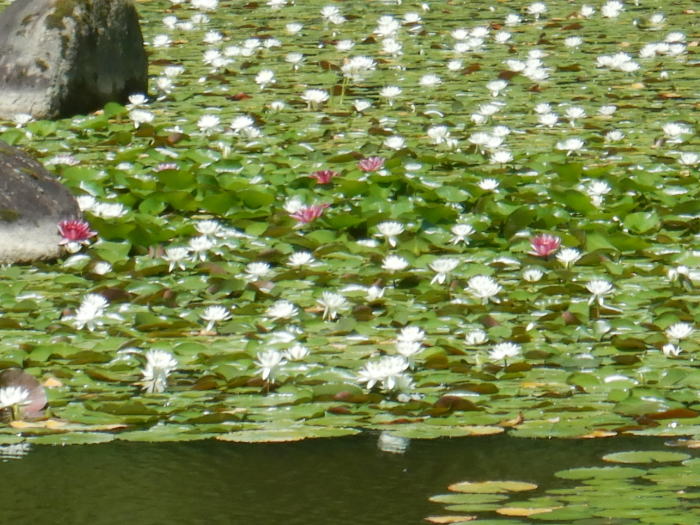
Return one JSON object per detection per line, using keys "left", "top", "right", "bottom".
{"left": 0, "top": 140, "right": 81, "bottom": 263}
{"left": 0, "top": 0, "right": 148, "bottom": 120}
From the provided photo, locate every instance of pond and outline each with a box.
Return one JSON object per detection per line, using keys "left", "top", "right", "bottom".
{"left": 2, "top": 433, "right": 697, "bottom": 524}
{"left": 0, "top": 0, "right": 697, "bottom": 520}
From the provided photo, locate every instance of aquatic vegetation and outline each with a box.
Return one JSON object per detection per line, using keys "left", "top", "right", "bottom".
{"left": 0, "top": 0, "right": 696, "bottom": 445}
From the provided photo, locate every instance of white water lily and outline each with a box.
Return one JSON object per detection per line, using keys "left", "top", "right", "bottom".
{"left": 665, "top": 322, "right": 693, "bottom": 341}
{"left": 450, "top": 223, "right": 474, "bottom": 245}
{"left": 429, "top": 258, "right": 459, "bottom": 285}
{"left": 382, "top": 255, "right": 409, "bottom": 272}
{"left": 375, "top": 221, "right": 404, "bottom": 248}
{"left": 141, "top": 350, "right": 178, "bottom": 393}
{"left": 255, "top": 349, "right": 286, "bottom": 382}
{"left": 465, "top": 329, "right": 488, "bottom": 345}
{"left": 556, "top": 247, "right": 582, "bottom": 269}
{"left": 357, "top": 356, "right": 410, "bottom": 391}
{"left": 586, "top": 279, "right": 614, "bottom": 306}
{"left": 288, "top": 251, "right": 317, "bottom": 268}
{"left": 317, "top": 291, "right": 348, "bottom": 321}
{"left": 285, "top": 344, "right": 309, "bottom": 361}
{"left": 200, "top": 305, "right": 231, "bottom": 332}
{"left": 0, "top": 386, "right": 31, "bottom": 410}
{"left": 266, "top": 300, "right": 299, "bottom": 320}
{"left": 163, "top": 246, "right": 189, "bottom": 272}
{"left": 467, "top": 275, "right": 501, "bottom": 303}
{"left": 397, "top": 326, "right": 425, "bottom": 344}
{"left": 71, "top": 294, "right": 109, "bottom": 331}
{"left": 489, "top": 342, "right": 520, "bottom": 363}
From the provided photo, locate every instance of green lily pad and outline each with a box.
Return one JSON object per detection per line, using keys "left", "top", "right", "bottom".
{"left": 602, "top": 451, "right": 691, "bottom": 464}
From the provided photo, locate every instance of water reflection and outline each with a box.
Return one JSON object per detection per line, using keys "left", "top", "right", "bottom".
{"left": 0, "top": 434, "right": 679, "bottom": 524}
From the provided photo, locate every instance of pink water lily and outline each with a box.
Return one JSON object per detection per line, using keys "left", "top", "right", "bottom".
{"left": 58, "top": 219, "right": 97, "bottom": 245}
{"left": 530, "top": 234, "right": 560, "bottom": 257}
{"left": 290, "top": 203, "right": 329, "bottom": 224}
{"left": 309, "top": 169, "right": 339, "bottom": 184}
{"left": 358, "top": 156, "right": 385, "bottom": 172}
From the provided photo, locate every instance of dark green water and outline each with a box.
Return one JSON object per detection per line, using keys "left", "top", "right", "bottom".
{"left": 0, "top": 433, "right": 680, "bottom": 524}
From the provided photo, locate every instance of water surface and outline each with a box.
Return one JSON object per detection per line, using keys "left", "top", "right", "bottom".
{"left": 0, "top": 433, "right": 678, "bottom": 524}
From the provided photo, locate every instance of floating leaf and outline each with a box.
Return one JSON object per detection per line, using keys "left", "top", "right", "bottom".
{"left": 448, "top": 481, "right": 538, "bottom": 494}
{"left": 602, "top": 451, "right": 691, "bottom": 464}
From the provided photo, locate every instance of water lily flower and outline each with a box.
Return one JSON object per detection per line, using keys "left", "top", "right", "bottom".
{"left": 527, "top": 2, "right": 547, "bottom": 19}
{"left": 379, "top": 86, "right": 402, "bottom": 106}
{"left": 490, "top": 342, "right": 521, "bottom": 364}
{"left": 382, "top": 255, "right": 409, "bottom": 272}
{"left": 285, "top": 22, "right": 302, "bottom": 35}
{"left": 188, "top": 235, "right": 215, "bottom": 262}
{"left": 487, "top": 79, "right": 508, "bottom": 97}
{"left": 129, "top": 109, "right": 154, "bottom": 128}
{"left": 429, "top": 258, "right": 459, "bottom": 284}
{"left": 396, "top": 341, "right": 422, "bottom": 361}
{"left": 195, "top": 220, "right": 222, "bottom": 237}
{"left": 341, "top": 56, "right": 376, "bottom": 82}
{"left": 57, "top": 219, "right": 97, "bottom": 252}
{"left": 678, "top": 153, "right": 699, "bottom": 167}
{"left": 530, "top": 234, "right": 560, "bottom": 257}
{"left": 91, "top": 201, "right": 128, "bottom": 219}
{"left": 556, "top": 137, "right": 585, "bottom": 156}
{"left": 309, "top": 169, "right": 339, "bottom": 184}
{"left": 384, "top": 135, "right": 406, "bottom": 150}
{"left": 255, "top": 349, "right": 286, "bottom": 382}
{"left": 70, "top": 293, "right": 108, "bottom": 331}
{"left": 287, "top": 251, "right": 318, "bottom": 268}
{"left": 523, "top": 268, "right": 544, "bottom": 282}
{"left": 197, "top": 114, "right": 220, "bottom": 134}
{"left": 290, "top": 203, "right": 329, "bottom": 225}
{"left": 357, "top": 355, "right": 410, "bottom": 391}
{"left": 375, "top": 221, "right": 404, "bottom": 247}
{"left": 450, "top": 223, "right": 474, "bottom": 245}
{"left": 141, "top": 350, "right": 177, "bottom": 393}
{"left": 200, "top": 305, "right": 231, "bottom": 332}
{"left": 317, "top": 291, "right": 348, "bottom": 321}
{"left": 0, "top": 386, "right": 32, "bottom": 421}
{"left": 467, "top": 275, "right": 501, "bottom": 303}
{"left": 478, "top": 178, "right": 499, "bottom": 191}
{"left": 662, "top": 343, "right": 681, "bottom": 357}
{"left": 366, "top": 285, "right": 385, "bottom": 301}
{"left": 301, "top": 89, "right": 329, "bottom": 109}
{"left": 556, "top": 247, "right": 582, "bottom": 269}
{"left": 358, "top": 156, "right": 385, "bottom": 172}
{"left": 266, "top": 300, "right": 299, "bottom": 321}
{"left": 321, "top": 5, "right": 345, "bottom": 24}
{"left": 465, "top": 329, "right": 488, "bottom": 345}
{"left": 601, "top": 0, "right": 623, "bottom": 18}
{"left": 490, "top": 150, "right": 513, "bottom": 165}
{"left": 353, "top": 99, "right": 372, "bottom": 112}
{"left": 564, "top": 106, "right": 586, "bottom": 127}
{"left": 255, "top": 69, "right": 275, "bottom": 89}
{"left": 419, "top": 74, "right": 442, "bottom": 87}
{"left": 285, "top": 343, "right": 309, "bottom": 361}
{"left": 398, "top": 326, "right": 425, "bottom": 344}
{"left": 586, "top": 279, "right": 614, "bottom": 306}
{"left": 665, "top": 322, "right": 693, "bottom": 341}
{"left": 163, "top": 246, "right": 190, "bottom": 272}
{"left": 245, "top": 262, "right": 273, "bottom": 281}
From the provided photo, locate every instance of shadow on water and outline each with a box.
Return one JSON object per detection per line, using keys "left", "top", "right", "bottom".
{"left": 0, "top": 433, "right": 683, "bottom": 524}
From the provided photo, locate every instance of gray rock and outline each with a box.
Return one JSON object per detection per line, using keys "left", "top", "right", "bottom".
{"left": 0, "top": 140, "right": 80, "bottom": 263}
{"left": 0, "top": 0, "right": 148, "bottom": 120}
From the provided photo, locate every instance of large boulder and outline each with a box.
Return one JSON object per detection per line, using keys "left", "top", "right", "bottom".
{"left": 0, "top": 140, "right": 80, "bottom": 263}
{"left": 0, "top": 0, "right": 147, "bottom": 120}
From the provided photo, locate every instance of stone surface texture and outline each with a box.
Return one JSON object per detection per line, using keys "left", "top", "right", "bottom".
{"left": 0, "top": 140, "right": 80, "bottom": 263}
{"left": 0, "top": 0, "right": 147, "bottom": 120}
